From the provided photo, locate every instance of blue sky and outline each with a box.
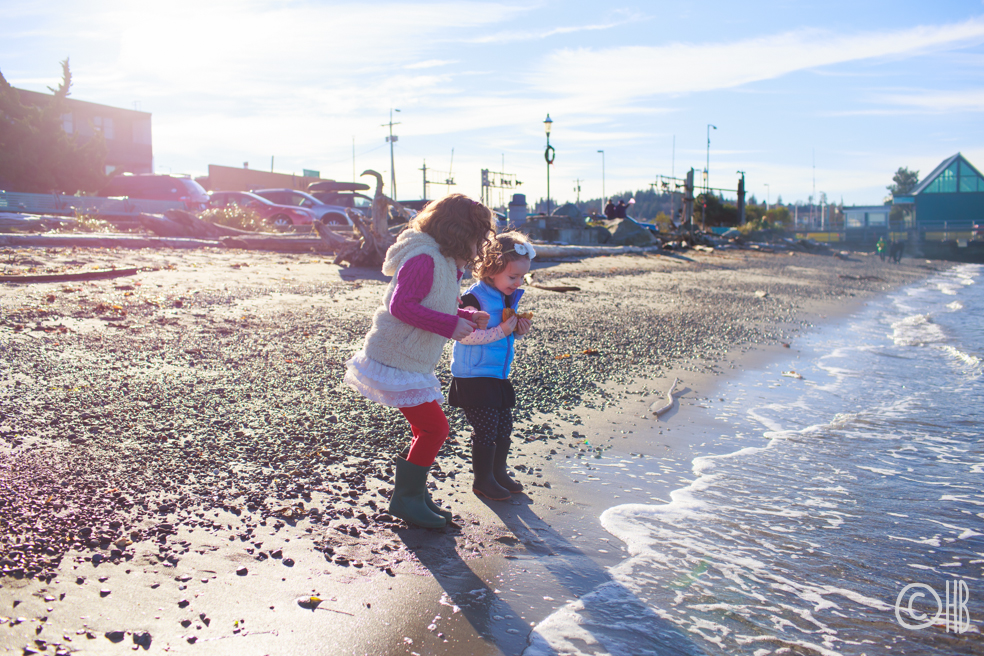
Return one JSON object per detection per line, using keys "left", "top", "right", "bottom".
{"left": 3, "top": 0, "right": 984, "bottom": 207}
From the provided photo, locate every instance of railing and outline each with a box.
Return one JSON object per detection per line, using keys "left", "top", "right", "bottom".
{"left": 0, "top": 190, "right": 184, "bottom": 216}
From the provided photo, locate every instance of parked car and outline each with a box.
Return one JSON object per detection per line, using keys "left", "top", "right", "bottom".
{"left": 250, "top": 188, "right": 352, "bottom": 226}
{"left": 98, "top": 174, "right": 209, "bottom": 211}
{"left": 206, "top": 191, "right": 317, "bottom": 229}
{"left": 305, "top": 180, "right": 374, "bottom": 216}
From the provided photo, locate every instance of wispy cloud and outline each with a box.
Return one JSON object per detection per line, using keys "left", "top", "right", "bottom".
{"left": 531, "top": 17, "right": 984, "bottom": 102}
{"left": 470, "top": 12, "right": 642, "bottom": 44}
{"left": 404, "top": 59, "right": 458, "bottom": 69}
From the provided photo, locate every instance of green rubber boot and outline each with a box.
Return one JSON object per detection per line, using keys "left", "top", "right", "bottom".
{"left": 389, "top": 455, "right": 447, "bottom": 529}
{"left": 493, "top": 437, "right": 524, "bottom": 494}
{"left": 472, "top": 443, "right": 511, "bottom": 501}
{"left": 400, "top": 448, "right": 453, "bottom": 523}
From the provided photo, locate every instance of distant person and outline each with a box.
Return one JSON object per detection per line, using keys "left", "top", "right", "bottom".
{"left": 343, "top": 194, "right": 493, "bottom": 528}
{"left": 876, "top": 236, "right": 887, "bottom": 261}
{"left": 615, "top": 199, "right": 627, "bottom": 218}
{"left": 890, "top": 241, "right": 905, "bottom": 264}
{"left": 450, "top": 232, "right": 534, "bottom": 500}
{"left": 604, "top": 200, "right": 616, "bottom": 220}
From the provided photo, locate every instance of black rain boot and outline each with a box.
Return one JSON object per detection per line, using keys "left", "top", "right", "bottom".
{"left": 389, "top": 455, "right": 446, "bottom": 528}
{"left": 472, "top": 443, "right": 511, "bottom": 501}
{"left": 492, "top": 437, "right": 523, "bottom": 493}
{"left": 399, "top": 448, "right": 453, "bottom": 523}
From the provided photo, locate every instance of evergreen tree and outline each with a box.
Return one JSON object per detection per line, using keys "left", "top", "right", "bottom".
{"left": 0, "top": 59, "right": 106, "bottom": 194}
{"left": 887, "top": 166, "right": 919, "bottom": 197}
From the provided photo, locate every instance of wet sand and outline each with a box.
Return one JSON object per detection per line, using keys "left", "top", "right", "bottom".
{"left": 0, "top": 245, "right": 943, "bottom": 654}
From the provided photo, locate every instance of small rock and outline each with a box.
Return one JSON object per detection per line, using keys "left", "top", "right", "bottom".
{"left": 282, "top": 558, "right": 295, "bottom": 567}
{"left": 132, "top": 631, "right": 152, "bottom": 648}
{"left": 99, "top": 589, "right": 111, "bottom": 597}
{"left": 177, "top": 599, "right": 189, "bottom": 608}
{"left": 236, "top": 566, "right": 248, "bottom": 576}
{"left": 104, "top": 630, "right": 125, "bottom": 643}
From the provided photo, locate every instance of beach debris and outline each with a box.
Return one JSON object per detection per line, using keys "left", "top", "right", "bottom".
{"left": 297, "top": 596, "right": 322, "bottom": 609}
{"left": 0, "top": 267, "right": 149, "bottom": 284}
{"left": 522, "top": 272, "right": 580, "bottom": 292}
{"left": 649, "top": 378, "right": 680, "bottom": 418}
{"left": 554, "top": 353, "right": 571, "bottom": 360}
{"left": 754, "top": 290, "right": 768, "bottom": 298}
{"left": 781, "top": 371, "right": 803, "bottom": 379}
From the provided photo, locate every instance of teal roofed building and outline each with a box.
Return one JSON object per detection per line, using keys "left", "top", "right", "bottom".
{"left": 892, "top": 153, "right": 984, "bottom": 259}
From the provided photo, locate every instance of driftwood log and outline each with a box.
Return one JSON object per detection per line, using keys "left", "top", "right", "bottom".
{"left": 649, "top": 378, "right": 680, "bottom": 418}
{"left": 0, "top": 267, "right": 149, "bottom": 284}
{"left": 326, "top": 170, "right": 415, "bottom": 268}
{"left": 138, "top": 209, "right": 255, "bottom": 239}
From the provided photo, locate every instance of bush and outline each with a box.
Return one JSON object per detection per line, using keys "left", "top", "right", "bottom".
{"left": 200, "top": 206, "right": 264, "bottom": 231}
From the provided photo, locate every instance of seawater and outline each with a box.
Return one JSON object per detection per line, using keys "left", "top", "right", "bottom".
{"left": 526, "top": 263, "right": 983, "bottom": 656}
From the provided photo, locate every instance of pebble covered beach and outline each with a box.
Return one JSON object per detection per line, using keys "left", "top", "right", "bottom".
{"left": 0, "top": 245, "right": 940, "bottom": 654}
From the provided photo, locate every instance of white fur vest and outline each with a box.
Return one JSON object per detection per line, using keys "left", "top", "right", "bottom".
{"left": 362, "top": 230, "right": 460, "bottom": 374}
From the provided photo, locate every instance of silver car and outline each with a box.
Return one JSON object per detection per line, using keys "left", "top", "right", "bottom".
{"left": 251, "top": 188, "right": 354, "bottom": 226}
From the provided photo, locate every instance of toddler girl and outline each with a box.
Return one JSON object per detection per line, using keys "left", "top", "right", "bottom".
{"left": 449, "top": 231, "right": 534, "bottom": 500}
{"left": 344, "top": 194, "right": 493, "bottom": 528}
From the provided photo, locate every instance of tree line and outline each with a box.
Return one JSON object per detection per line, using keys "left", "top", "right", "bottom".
{"left": 0, "top": 59, "right": 106, "bottom": 194}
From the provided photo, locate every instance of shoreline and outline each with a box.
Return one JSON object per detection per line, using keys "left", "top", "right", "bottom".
{"left": 0, "top": 246, "right": 945, "bottom": 654}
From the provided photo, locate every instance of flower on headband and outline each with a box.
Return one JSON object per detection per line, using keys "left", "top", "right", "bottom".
{"left": 505, "top": 242, "right": 536, "bottom": 259}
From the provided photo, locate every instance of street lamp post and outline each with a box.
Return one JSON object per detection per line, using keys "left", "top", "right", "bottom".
{"left": 706, "top": 124, "right": 717, "bottom": 195}
{"left": 764, "top": 183, "right": 770, "bottom": 212}
{"left": 544, "top": 114, "right": 554, "bottom": 216}
{"left": 597, "top": 149, "right": 605, "bottom": 213}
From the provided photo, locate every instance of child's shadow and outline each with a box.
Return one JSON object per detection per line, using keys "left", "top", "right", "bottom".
{"left": 397, "top": 496, "right": 700, "bottom": 655}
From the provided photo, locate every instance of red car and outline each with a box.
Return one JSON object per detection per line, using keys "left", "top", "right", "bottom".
{"left": 206, "top": 191, "right": 317, "bottom": 229}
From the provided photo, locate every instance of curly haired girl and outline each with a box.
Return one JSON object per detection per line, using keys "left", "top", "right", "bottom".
{"left": 344, "top": 194, "right": 493, "bottom": 527}
{"left": 448, "top": 231, "right": 535, "bottom": 500}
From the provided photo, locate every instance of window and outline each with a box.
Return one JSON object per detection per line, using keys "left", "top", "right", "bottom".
{"left": 867, "top": 212, "right": 887, "bottom": 226}
{"left": 923, "top": 162, "right": 958, "bottom": 193}
{"left": 845, "top": 211, "right": 865, "bottom": 228}
{"left": 959, "top": 161, "right": 983, "bottom": 193}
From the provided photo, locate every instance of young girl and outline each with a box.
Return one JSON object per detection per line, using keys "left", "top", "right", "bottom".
{"left": 449, "top": 231, "right": 534, "bottom": 500}
{"left": 344, "top": 194, "right": 493, "bottom": 528}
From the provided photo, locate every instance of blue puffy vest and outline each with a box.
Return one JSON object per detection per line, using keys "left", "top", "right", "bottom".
{"left": 450, "top": 281, "right": 525, "bottom": 379}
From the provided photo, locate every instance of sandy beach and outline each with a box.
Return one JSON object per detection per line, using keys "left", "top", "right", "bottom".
{"left": 0, "top": 244, "right": 944, "bottom": 655}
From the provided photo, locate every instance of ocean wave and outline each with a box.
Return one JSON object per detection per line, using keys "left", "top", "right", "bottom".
{"left": 938, "top": 344, "right": 982, "bottom": 368}
{"left": 890, "top": 314, "right": 946, "bottom": 346}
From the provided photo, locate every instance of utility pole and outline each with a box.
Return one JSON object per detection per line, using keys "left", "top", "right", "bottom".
{"left": 574, "top": 178, "right": 582, "bottom": 204}
{"left": 383, "top": 108, "right": 401, "bottom": 199}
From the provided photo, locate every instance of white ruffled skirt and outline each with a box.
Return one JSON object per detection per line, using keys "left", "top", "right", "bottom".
{"left": 343, "top": 350, "right": 444, "bottom": 408}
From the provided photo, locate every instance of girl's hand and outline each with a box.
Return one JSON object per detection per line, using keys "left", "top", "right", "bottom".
{"left": 473, "top": 311, "right": 490, "bottom": 329}
{"left": 499, "top": 315, "right": 519, "bottom": 337}
{"left": 515, "top": 317, "right": 532, "bottom": 336}
{"left": 452, "top": 318, "right": 477, "bottom": 341}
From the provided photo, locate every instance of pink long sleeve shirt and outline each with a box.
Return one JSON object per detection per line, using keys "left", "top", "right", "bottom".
{"left": 389, "top": 254, "right": 477, "bottom": 339}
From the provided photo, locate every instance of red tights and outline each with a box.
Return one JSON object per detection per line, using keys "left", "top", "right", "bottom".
{"left": 399, "top": 401, "right": 449, "bottom": 467}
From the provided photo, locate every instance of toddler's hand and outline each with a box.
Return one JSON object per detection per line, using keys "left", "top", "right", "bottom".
{"left": 515, "top": 317, "right": 532, "bottom": 336}
{"left": 473, "top": 311, "right": 490, "bottom": 329}
{"left": 499, "top": 315, "right": 519, "bottom": 337}
{"left": 452, "top": 317, "right": 477, "bottom": 341}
